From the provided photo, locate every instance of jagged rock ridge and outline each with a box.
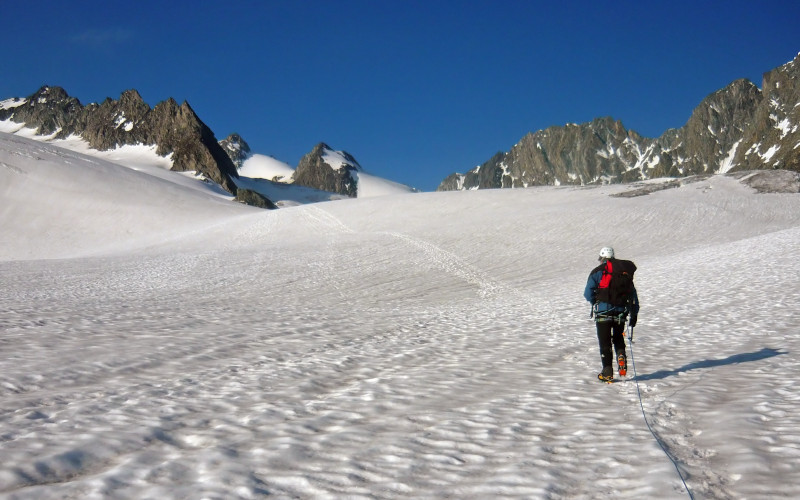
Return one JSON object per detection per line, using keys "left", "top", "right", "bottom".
{"left": 439, "top": 52, "right": 800, "bottom": 190}
{"left": 0, "top": 86, "right": 239, "bottom": 194}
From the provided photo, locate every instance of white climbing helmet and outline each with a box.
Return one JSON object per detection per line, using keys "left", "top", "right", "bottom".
{"left": 598, "top": 246, "right": 615, "bottom": 260}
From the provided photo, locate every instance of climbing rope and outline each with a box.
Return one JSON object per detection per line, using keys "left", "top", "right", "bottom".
{"left": 628, "top": 326, "right": 695, "bottom": 500}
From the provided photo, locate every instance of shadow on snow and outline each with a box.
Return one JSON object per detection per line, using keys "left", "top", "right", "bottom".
{"left": 635, "top": 347, "right": 787, "bottom": 381}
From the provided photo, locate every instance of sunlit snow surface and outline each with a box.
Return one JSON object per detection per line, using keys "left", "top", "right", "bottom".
{"left": 0, "top": 120, "right": 415, "bottom": 208}
{"left": 236, "top": 153, "right": 417, "bottom": 205}
{"left": 2, "top": 132, "right": 800, "bottom": 499}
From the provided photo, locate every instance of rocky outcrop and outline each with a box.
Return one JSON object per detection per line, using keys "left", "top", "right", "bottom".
{"left": 0, "top": 86, "right": 240, "bottom": 194}
{"left": 647, "top": 79, "right": 763, "bottom": 178}
{"left": 613, "top": 170, "right": 800, "bottom": 198}
{"left": 219, "top": 133, "right": 251, "bottom": 168}
{"left": 735, "top": 169, "right": 800, "bottom": 193}
{"left": 733, "top": 53, "right": 800, "bottom": 172}
{"left": 234, "top": 188, "right": 278, "bottom": 209}
{"left": 292, "top": 143, "right": 362, "bottom": 197}
{"left": 439, "top": 53, "right": 800, "bottom": 190}
{"left": 0, "top": 86, "right": 82, "bottom": 135}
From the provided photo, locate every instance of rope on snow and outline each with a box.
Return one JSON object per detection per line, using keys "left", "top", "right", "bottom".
{"left": 628, "top": 326, "right": 695, "bottom": 500}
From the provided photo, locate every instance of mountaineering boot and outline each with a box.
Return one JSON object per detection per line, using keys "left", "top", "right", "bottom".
{"left": 597, "top": 373, "right": 614, "bottom": 383}
{"left": 598, "top": 365, "right": 613, "bottom": 383}
{"left": 618, "top": 353, "right": 627, "bottom": 377}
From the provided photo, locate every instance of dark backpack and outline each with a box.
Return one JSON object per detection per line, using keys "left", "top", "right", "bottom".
{"left": 596, "top": 258, "right": 636, "bottom": 307}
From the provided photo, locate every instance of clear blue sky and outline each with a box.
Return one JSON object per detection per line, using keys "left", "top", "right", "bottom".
{"left": 3, "top": 0, "right": 799, "bottom": 191}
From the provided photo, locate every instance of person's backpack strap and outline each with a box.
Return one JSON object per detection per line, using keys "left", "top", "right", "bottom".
{"left": 596, "top": 258, "right": 636, "bottom": 307}
{"left": 599, "top": 259, "right": 613, "bottom": 289}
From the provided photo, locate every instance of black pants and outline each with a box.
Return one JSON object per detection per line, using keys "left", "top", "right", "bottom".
{"left": 596, "top": 320, "right": 626, "bottom": 369}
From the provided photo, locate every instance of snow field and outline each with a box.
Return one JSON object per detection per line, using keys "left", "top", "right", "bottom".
{"left": 2, "top": 133, "right": 800, "bottom": 498}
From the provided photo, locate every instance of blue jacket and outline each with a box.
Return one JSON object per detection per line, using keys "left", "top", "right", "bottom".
{"left": 584, "top": 262, "right": 640, "bottom": 317}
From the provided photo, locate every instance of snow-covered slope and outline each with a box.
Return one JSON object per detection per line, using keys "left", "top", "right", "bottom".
{"left": 0, "top": 133, "right": 254, "bottom": 260}
{"left": 352, "top": 170, "right": 420, "bottom": 198}
{"left": 236, "top": 152, "right": 416, "bottom": 206}
{"left": 238, "top": 154, "right": 295, "bottom": 182}
{"left": 2, "top": 115, "right": 416, "bottom": 207}
{"left": 2, "top": 132, "right": 800, "bottom": 499}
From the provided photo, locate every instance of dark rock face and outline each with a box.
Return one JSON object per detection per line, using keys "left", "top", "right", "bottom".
{"left": 219, "top": 133, "right": 252, "bottom": 169}
{"left": 235, "top": 188, "right": 278, "bottom": 209}
{"left": 648, "top": 79, "right": 763, "bottom": 178}
{"left": 439, "top": 53, "right": 800, "bottom": 190}
{"left": 733, "top": 53, "right": 800, "bottom": 172}
{"left": 613, "top": 170, "right": 800, "bottom": 198}
{"left": 1, "top": 86, "right": 239, "bottom": 194}
{"left": 0, "top": 87, "right": 82, "bottom": 135}
{"left": 292, "top": 143, "right": 362, "bottom": 197}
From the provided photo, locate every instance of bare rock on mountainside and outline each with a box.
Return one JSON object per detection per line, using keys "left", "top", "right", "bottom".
{"left": 614, "top": 170, "right": 800, "bottom": 198}
{"left": 0, "top": 86, "right": 240, "bottom": 195}
{"left": 292, "top": 142, "right": 362, "bottom": 197}
{"left": 219, "top": 133, "right": 252, "bottom": 169}
{"left": 234, "top": 187, "right": 278, "bottom": 209}
{"left": 734, "top": 169, "right": 800, "bottom": 193}
{"left": 0, "top": 87, "right": 82, "bottom": 135}
{"left": 439, "top": 53, "right": 800, "bottom": 191}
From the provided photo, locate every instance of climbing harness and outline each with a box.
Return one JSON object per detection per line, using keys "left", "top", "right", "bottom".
{"left": 592, "top": 303, "right": 628, "bottom": 324}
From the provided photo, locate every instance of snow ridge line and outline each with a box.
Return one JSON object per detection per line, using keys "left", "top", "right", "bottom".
{"left": 0, "top": 161, "right": 24, "bottom": 174}
{"left": 382, "top": 231, "right": 519, "bottom": 300}
{"left": 297, "top": 206, "right": 563, "bottom": 321}
{"left": 300, "top": 206, "right": 353, "bottom": 301}
{"left": 302, "top": 205, "right": 355, "bottom": 234}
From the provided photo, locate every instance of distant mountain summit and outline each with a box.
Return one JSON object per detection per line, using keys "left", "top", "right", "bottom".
{"left": 0, "top": 86, "right": 239, "bottom": 194}
{"left": 439, "top": 52, "right": 800, "bottom": 190}
{"left": 0, "top": 87, "right": 412, "bottom": 204}
{"left": 292, "top": 142, "right": 363, "bottom": 197}
{"left": 219, "top": 133, "right": 252, "bottom": 169}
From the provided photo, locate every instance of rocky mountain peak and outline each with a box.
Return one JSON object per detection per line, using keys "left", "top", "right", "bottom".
{"left": 293, "top": 142, "right": 362, "bottom": 197}
{"left": 2, "top": 85, "right": 82, "bottom": 135}
{"left": 687, "top": 78, "right": 761, "bottom": 128}
{"left": 118, "top": 89, "right": 145, "bottom": 105}
{"left": 764, "top": 52, "right": 800, "bottom": 92}
{"left": 1, "top": 87, "right": 239, "bottom": 195}
{"left": 760, "top": 53, "right": 800, "bottom": 120}
{"left": 29, "top": 85, "right": 74, "bottom": 105}
{"left": 439, "top": 53, "right": 800, "bottom": 191}
{"left": 318, "top": 142, "right": 362, "bottom": 171}
{"left": 219, "top": 133, "right": 252, "bottom": 169}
